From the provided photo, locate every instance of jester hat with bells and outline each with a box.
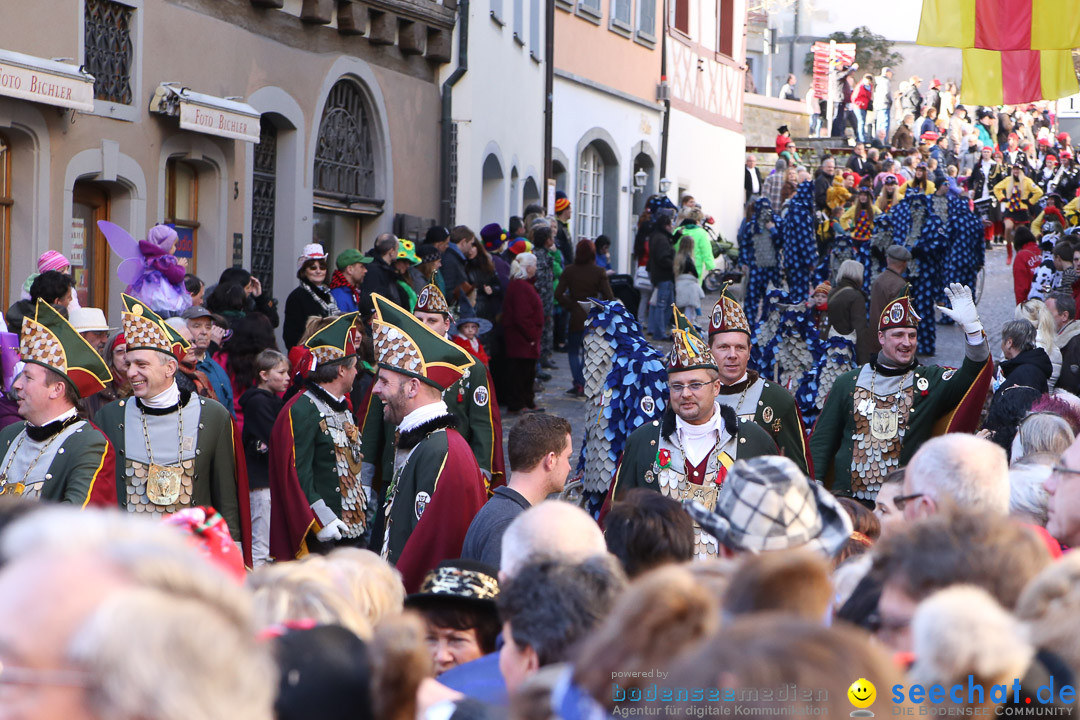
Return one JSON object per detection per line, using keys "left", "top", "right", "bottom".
{"left": 708, "top": 283, "right": 751, "bottom": 339}
{"left": 371, "top": 294, "right": 475, "bottom": 391}
{"left": 668, "top": 305, "right": 718, "bottom": 374}
{"left": 19, "top": 300, "right": 112, "bottom": 398}
{"left": 121, "top": 294, "right": 190, "bottom": 361}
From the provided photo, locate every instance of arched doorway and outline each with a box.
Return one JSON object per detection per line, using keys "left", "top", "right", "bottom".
{"left": 632, "top": 151, "right": 656, "bottom": 216}
{"left": 312, "top": 78, "right": 384, "bottom": 258}
{"left": 480, "top": 153, "right": 505, "bottom": 225}
{"left": 71, "top": 181, "right": 113, "bottom": 308}
{"left": 522, "top": 177, "right": 541, "bottom": 210}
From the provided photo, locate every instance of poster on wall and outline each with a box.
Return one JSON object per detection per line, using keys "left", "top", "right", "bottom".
{"left": 70, "top": 218, "right": 85, "bottom": 266}
{"left": 167, "top": 224, "right": 196, "bottom": 271}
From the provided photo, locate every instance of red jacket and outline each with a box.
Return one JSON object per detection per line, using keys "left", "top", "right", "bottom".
{"left": 452, "top": 334, "right": 490, "bottom": 366}
{"left": 853, "top": 83, "right": 873, "bottom": 111}
{"left": 1013, "top": 242, "right": 1042, "bottom": 303}
{"left": 503, "top": 278, "right": 544, "bottom": 359}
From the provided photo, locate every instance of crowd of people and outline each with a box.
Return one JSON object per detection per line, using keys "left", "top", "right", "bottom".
{"left": 8, "top": 71, "right": 1080, "bottom": 716}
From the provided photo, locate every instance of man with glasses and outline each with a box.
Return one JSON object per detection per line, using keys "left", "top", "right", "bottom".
{"left": 1046, "top": 435, "right": 1080, "bottom": 548}
{"left": 707, "top": 285, "right": 809, "bottom": 474}
{"left": 809, "top": 285, "right": 992, "bottom": 501}
{"left": 609, "top": 306, "right": 777, "bottom": 558}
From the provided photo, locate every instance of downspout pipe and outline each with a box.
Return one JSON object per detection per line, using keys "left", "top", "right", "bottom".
{"left": 441, "top": 0, "right": 469, "bottom": 226}
{"left": 659, "top": 0, "right": 669, "bottom": 182}
{"left": 543, "top": 0, "right": 555, "bottom": 200}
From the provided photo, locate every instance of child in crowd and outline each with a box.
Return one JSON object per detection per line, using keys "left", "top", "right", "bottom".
{"left": 806, "top": 281, "right": 830, "bottom": 336}
{"left": 595, "top": 235, "right": 614, "bottom": 273}
{"left": 451, "top": 312, "right": 492, "bottom": 367}
{"left": 239, "top": 349, "right": 290, "bottom": 566}
{"left": 673, "top": 236, "right": 705, "bottom": 326}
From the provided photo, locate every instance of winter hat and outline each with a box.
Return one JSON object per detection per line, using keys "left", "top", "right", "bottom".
{"left": 480, "top": 223, "right": 508, "bottom": 253}
{"left": 813, "top": 281, "right": 831, "bottom": 296}
{"left": 554, "top": 190, "right": 570, "bottom": 214}
{"left": 37, "top": 250, "right": 70, "bottom": 273}
{"left": 425, "top": 225, "right": 450, "bottom": 245}
{"left": 508, "top": 239, "right": 533, "bottom": 256}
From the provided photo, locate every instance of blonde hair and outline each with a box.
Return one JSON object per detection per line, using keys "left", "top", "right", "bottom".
{"left": 1015, "top": 299, "right": 1058, "bottom": 353}
{"left": 510, "top": 252, "right": 538, "bottom": 280}
{"left": 325, "top": 547, "right": 406, "bottom": 627}
{"left": 247, "top": 556, "right": 373, "bottom": 639}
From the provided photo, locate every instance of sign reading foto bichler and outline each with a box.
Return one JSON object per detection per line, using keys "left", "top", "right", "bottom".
{"left": 0, "top": 49, "right": 94, "bottom": 112}
{"left": 179, "top": 101, "right": 260, "bottom": 143}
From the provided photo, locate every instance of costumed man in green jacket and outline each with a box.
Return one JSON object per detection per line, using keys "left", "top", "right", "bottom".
{"left": 97, "top": 295, "right": 251, "bottom": 564}
{"left": 360, "top": 284, "right": 504, "bottom": 500}
{"left": 707, "top": 285, "right": 810, "bottom": 475}
{"left": 269, "top": 312, "right": 369, "bottom": 560}
{"left": 809, "top": 284, "right": 993, "bottom": 500}
{"left": 609, "top": 306, "right": 778, "bottom": 559}
{"left": 0, "top": 300, "right": 117, "bottom": 507}
{"left": 370, "top": 294, "right": 487, "bottom": 592}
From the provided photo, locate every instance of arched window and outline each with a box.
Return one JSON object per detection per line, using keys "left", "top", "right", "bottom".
{"left": 577, "top": 145, "right": 604, "bottom": 240}
{"left": 315, "top": 80, "right": 378, "bottom": 203}
{"left": 312, "top": 79, "right": 383, "bottom": 257}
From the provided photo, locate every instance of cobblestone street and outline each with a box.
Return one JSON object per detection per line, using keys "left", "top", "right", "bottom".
{"left": 500, "top": 245, "right": 1014, "bottom": 453}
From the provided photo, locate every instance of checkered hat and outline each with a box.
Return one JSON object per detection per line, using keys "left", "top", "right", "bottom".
{"left": 683, "top": 456, "right": 852, "bottom": 557}
{"left": 708, "top": 282, "right": 750, "bottom": 338}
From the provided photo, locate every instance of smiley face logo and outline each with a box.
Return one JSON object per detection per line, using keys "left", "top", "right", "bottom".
{"left": 847, "top": 678, "right": 876, "bottom": 716}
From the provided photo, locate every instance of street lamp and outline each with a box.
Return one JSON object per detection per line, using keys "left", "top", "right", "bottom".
{"left": 633, "top": 168, "right": 648, "bottom": 192}
{"left": 658, "top": 177, "right": 672, "bottom": 193}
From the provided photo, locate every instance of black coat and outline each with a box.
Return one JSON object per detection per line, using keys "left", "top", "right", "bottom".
{"left": 360, "top": 255, "right": 405, "bottom": 316}
{"left": 999, "top": 346, "right": 1053, "bottom": 395}
{"left": 283, "top": 281, "right": 336, "bottom": 350}
{"left": 813, "top": 171, "right": 835, "bottom": 211}
{"left": 239, "top": 387, "right": 284, "bottom": 490}
{"left": 1058, "top": 331, "right": 1080, "bottom": 395}
{"left": 745, "top": 166, "right": 763, "bottom": 202}
{"left": 440, "top": 245, "right": 471, "bottom": 310}
{"left": 647, "top": 229, "right": 675, "bottom": 285}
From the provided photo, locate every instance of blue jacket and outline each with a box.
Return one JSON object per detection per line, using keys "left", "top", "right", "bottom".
{"left": 330, "top": 286, "right": 359, "bottom": 313}
{"left": 198, "top": 356, "right": 235, "bottom": 417}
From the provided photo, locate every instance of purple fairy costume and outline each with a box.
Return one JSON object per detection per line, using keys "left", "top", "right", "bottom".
{"left": 126, "top": 225, "right": 191, "bottom": 316}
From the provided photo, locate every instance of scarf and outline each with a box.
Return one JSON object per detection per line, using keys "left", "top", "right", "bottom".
{"left": 675, "top": 402, "right": 727, "bottom": 466}
{"left": 329, "top": 269, "right": 362, "bottom": 308}
{"left": 301, "top": 279, "right": 339, "bottom": 316}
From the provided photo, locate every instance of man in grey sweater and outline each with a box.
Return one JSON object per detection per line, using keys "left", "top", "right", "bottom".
{"left": 461, "top": 413, "right": 573, "bottom": 567}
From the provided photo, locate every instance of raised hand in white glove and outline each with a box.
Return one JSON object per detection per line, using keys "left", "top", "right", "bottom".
{"left": 936, "top": 283, "right": 983, "bottom": 335}
{"left": 316, "top": 518, "right": 348, "bottom": 542}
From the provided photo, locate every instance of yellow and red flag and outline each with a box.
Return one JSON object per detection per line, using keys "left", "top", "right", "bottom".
{"left": 917, "top": 0, "right": 1080, "bottom": 104}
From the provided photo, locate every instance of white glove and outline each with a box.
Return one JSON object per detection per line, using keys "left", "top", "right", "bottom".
{"left": 315, "top": 518, "right": 348, "bottom": 542}
{"left": 936, "top": 283, "right": 983, "bottom": 335}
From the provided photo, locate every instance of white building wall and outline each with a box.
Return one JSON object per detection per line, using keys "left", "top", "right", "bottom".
{"left": 666, "top": 109, "right": 745, "bottom": 245}
{"left": 445, "top": 0, "right": 546, "bottom": 228}
{"left": 552, "top": 76, "right": 662, "bottom": 274}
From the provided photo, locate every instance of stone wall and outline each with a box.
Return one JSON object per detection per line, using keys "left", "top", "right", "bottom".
{"left": 743, "top": 93, "right": 810, "bottom": 149}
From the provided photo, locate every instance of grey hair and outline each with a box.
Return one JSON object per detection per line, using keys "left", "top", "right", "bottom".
{"left": 909, "top": 585, "right": 1034, "bottom": 690}
{"left": 906, "top": 434, "right": 1010, "bottom": 514}
{"left": 1001, "top": 319, "right": 1037, "bottom": 353}
{"left": 836, "top": 259, "right": 865, "bottom": 287}
{"left": 1016, "top": 412, "right": 1075, "bottom": 460}
{"left": 500, "top": 499, "right": 608, "bottom": 578}
{"left": 1008, "top": 461, "right": 1052, "bottom": 526}
{"left": 0, "top": 508, "right": 276, "bottom": 720}
{"left": 510, "top": 252, "right": 538, "bottom": 280}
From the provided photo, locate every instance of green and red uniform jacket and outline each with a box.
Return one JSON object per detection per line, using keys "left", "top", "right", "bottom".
{"left": 380, "top": 414, "right": 488, "bottom": 592}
